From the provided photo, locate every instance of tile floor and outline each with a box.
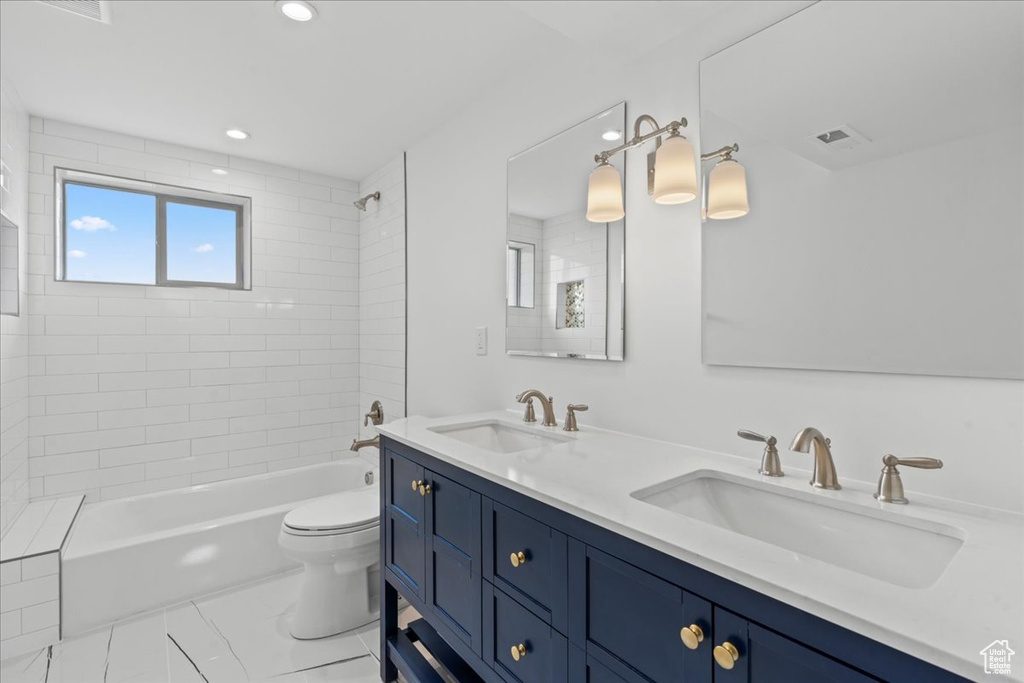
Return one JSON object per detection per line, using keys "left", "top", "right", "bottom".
{"left": 0, "top": 570, "right": 391, "bottom": 682}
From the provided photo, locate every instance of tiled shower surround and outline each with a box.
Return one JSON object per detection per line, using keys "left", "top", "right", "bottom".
{"left": 18, "top": 118, "right": 379, "bottom": 502}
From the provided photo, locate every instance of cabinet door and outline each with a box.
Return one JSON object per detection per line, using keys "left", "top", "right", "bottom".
{"left": 384, "top": 449, "right": 426, "bottom": 599}
{"left": 577, "top": 547, "right": 713, "bottom": 683}
{"left": 712, "top": 608, "right": 877, "bottom": 683}
{"left": 425, "top": 470, "right": 482, "bottom": 655}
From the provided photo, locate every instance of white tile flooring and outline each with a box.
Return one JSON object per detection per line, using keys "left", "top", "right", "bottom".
{"left": 0, "top": 570, "right": 388, "bottom": 682}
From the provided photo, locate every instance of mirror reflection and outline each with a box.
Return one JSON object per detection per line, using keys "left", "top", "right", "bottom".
{"left": 700, "top": 2, "right": 1023, "bottom": 379}
{"left": 507, "top": 103, "right": 626, "bottom": 361}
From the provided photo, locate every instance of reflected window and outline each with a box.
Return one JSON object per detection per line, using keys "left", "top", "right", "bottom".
{"left": 506, "top": 240, "right": 534, "bottom": 308}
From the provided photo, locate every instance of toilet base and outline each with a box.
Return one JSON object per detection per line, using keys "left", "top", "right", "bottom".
{"left": 290, "top": 561, "right": 378, "bottom": 640}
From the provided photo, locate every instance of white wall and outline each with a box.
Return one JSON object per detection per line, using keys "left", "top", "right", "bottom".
{"left": 405, "top": 2, "right": 1024, "bottom": 513}
{"left": 357, "top": 154, "right": 406, "bottom": 442}
{"left": 0, "top": 75, "right": 31, "bottom": 535}
{"left": 24, "top": 119, "right": 362, "bottom": 501}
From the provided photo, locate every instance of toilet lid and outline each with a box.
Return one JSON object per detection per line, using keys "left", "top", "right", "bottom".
{"left": 284, "top": 488, "right": 379, "bottom": 533}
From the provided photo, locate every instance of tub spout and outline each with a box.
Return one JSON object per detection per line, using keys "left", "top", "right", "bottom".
{"left": 350, "top": 435, "right": 380, "bottom": 452}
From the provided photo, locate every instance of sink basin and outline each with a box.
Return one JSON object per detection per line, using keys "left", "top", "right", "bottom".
{"left": 429, "top": 420, "right": 572, "bottom": 454}
{"left": 631, "top": 471, "right": 965, "bottom": 589}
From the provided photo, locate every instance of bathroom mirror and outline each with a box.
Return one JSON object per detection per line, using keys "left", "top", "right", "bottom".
{"left": 700, "top": 1, "right": 1023, "bottom": 379}
{"left": 0, "top": 214, "right": 18, "bottom": 316}
{"left": 507, "top": 102, "right": 626, "bottom": 361}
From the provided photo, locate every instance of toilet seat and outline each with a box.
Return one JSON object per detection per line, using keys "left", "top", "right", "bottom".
{"left": 283, "top": 488, "right": 379, "bottom": 536}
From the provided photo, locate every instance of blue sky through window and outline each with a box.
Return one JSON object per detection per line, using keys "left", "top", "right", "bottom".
{"left": 166, "top": 202, "right": 237, "bottom": 284}
{"left": 65, "top": 183, "right": 156, "bottom": 284}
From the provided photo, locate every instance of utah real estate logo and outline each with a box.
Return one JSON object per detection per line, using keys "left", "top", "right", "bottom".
{"left": 980, "top": 640, "right": 1015, "bottom": 676}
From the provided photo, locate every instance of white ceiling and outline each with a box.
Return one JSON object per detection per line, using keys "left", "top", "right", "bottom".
{"left": 1, "top": 0, "right": 730, "bottom": 180}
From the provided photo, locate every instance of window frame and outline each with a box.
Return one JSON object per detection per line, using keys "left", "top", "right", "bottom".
{"left": 55, "top": 167, "right": 251, "bottom": 290}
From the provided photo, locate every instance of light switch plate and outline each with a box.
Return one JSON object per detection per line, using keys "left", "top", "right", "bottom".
{"left": 475, "top": 327, "right": 487, "bottom": 355}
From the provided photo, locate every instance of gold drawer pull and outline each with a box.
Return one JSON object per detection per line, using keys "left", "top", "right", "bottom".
{"left": 714, "top": 641, "right": 740, "bottom": 670}
{"left": 418, "top": 483, "right": 431, "bottom": 496}
{"left": 510, "top": 551, "right": 527, "bottom": 568}
{"left": 411, "top": 479, "right": 421, "bottom": 491}
{"left": 680, "top": 624, "right": 704, "bottom": 650}
{"left": 510, "top": 643, "right": 527, "bottom": 661}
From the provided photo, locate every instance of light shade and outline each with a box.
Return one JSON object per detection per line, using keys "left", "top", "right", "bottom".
{"left": 652, "top": 134, "right": 698, "bottom": 205}
{"left": 707, "top": 159, "right": 749, "bottom": 219}
{"left": 586, "top": 163, "right": 624, "bottom": 223}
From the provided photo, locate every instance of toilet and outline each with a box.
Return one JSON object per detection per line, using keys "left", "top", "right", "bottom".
{"left": 278, "top": 487, "right": 380, "bottom": 639}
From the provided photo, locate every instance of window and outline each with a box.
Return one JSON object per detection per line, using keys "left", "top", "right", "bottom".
{"left": 506, "top": 240, "right": 534, "bottom": 308}
{"left": 56, "top": 168, "right": 250, "bottom": 288}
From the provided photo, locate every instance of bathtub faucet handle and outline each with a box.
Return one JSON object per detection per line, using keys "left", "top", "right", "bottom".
{"left": 364, "top": 400, "right": 384, "bottom": 427}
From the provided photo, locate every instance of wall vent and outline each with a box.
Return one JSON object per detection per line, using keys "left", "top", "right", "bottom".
{"left": 806, "top": 124, "right": 870, "bottom": 151}
{"left": 36, "top": 0, "right": 111, "bottom": 23}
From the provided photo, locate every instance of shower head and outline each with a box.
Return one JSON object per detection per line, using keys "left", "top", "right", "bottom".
{"left": 354, "top": 191, "right": 381, "bottom": 211}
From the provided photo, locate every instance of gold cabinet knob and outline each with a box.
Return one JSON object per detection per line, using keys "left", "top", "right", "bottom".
{"left": 680, "top": 624, "right": 704, "bottom": 650}
{"left": 510, "top": 643, "right": 527, "bottom": 661}
{"left": 713, "top": 642, "right": 740, "bottom": 670}
{"left": 418, "top": 483, "right": 431, "bottom": 496}
{"left": 411, "top": 479, "right": 421, "bottom": 491}
{"left": 510, "top": 551, "right": 527, "bottom": 568}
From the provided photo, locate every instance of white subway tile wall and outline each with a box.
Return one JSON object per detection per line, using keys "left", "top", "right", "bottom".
{"left": 357, "top": 155, "right": 406, "bottom": 441}
{"left": 23, "top": 119, "right": 365, "bottom": 502}
{"left": 0, "top": 553, "right": 60, "bottom": 657}
{"left": 0, "top": 76, "right": 31, "bottom": 536}
{"left": 506, "top": 214, "right": 544, "bottom": 352}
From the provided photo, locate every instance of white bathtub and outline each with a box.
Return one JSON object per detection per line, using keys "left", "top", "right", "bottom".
{"left": 62, "top": 460, "right": 378, "bottom": 637}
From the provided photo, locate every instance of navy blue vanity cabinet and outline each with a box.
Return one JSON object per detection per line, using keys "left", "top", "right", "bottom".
{"left": 380, "top": 437, "right": 967, "bottom": 683}
{"left": 384, "top": 449, "right": 426, "bottom": 600}
{"left": 424, "top": 471, "right": 483, "bottom": 655}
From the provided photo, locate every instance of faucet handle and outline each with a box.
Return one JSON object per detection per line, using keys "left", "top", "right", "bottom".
{"left": 364, "top": 400, "right": 384, "bottom": 427}
{"left": 738, "top": 430, "right": 772, "bottom": 444}
{"left": 875, "top": 454, "right": 943, "bottom": 504}
{"left": 738, "top": 430, "right": 782, "bottom": 477}
{"left": 563, "top": 404, "right": 588, "bottom": 432}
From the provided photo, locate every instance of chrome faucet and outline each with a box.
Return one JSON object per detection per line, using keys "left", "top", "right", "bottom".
{"left": 789, "top": 427, "right": 841, "bottom": 490}
{"left": 516, "top": 390, "right": 557, "bottom": 427}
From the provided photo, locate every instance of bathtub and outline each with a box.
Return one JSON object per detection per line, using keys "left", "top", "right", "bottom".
{"left": 62, "top": 460, "right": 378, "bottom": 637}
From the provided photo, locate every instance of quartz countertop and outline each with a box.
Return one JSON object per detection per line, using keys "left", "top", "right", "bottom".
{"left": 378, "top": 410, "right": 1024, "bottom": 683}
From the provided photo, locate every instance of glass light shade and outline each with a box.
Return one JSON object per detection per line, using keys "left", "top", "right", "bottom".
{"left": 586, "top": 163, "right": 624, "bottom": 223}
{"left": 707, "top": 159, "right": 749, "bottom": 219}
{"left": 652, "top": 135, "right": 698, "bottom": 205}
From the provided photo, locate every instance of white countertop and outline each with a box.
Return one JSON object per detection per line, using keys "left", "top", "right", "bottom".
{"left": 379, "top": 411, "right": 1024, "bottom": 683}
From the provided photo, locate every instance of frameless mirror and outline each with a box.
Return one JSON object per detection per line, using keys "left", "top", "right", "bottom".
{"left": 700, "top": 1, "right": 1023, "bottom": 379}
{"left": 507, "top": 102, "right": 626, "bottom": 361}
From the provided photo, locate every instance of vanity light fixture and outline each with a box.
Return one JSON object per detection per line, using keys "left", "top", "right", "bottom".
{"left": 276, "top": 0, "right": 317, "bottom": 22}
{"left": 586, "top": 114, "right": 696, "bottom": 223}
{"left": 225, "top": 129, "right": 250, "bottom": 140}
{"left": 701, "top": 144, "right": 749, "bottom": 220}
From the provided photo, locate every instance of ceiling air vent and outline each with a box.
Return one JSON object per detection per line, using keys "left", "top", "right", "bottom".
{"left": 806, "top": 124, "right": 870, "bottom": 152}
{"left": 36, "top": 0, "right": 111, "bottom": 23}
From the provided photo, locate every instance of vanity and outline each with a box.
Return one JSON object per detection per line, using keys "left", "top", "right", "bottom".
{"left": 376, "top": 412, "right": 1023, "bottom": 683}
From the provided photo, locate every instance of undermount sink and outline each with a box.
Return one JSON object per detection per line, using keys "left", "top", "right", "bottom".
{"left": 428, "top": 420, "right": 572, "bottom": 454}
{"left": 631, "top": 471, "right": 965, "bottom": 589}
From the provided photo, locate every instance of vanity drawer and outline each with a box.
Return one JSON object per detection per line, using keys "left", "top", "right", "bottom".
{"left": 580, "top": 547, "right": 713, "bottom": 683}
{"left": 484, "top": 582, "right": 568, "bottom": 683}
{"left": 484, "top": 500, "right": 568, "bottom": 629}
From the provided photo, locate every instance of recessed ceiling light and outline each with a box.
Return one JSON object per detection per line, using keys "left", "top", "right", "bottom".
{"left": 602, "top": 130, "right": 623, "bottom": 142}
{"left": 276, "top": 0, "right": 317, "bottom": 22}
{"left": 225, "top": 129, "right": 250, "bottom": 140}
{"left": 211, "top": 168, "right": 228, "bottom": 176}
